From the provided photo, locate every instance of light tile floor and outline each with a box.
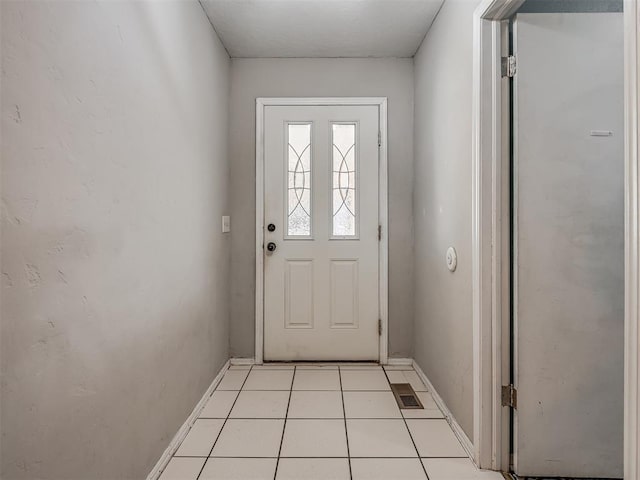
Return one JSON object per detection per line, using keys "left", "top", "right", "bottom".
{"left": 159, "top": 364, "right": 504, "bottom": 480}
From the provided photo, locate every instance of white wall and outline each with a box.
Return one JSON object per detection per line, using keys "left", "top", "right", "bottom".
{"left": 413, "top": 0, "right": 480, "bottom": 439}
{"left": 229, "top": 58, "right": 415, "bottom": 359}
{"left": 0, "top": 1, "right": 230, "bottom": 478}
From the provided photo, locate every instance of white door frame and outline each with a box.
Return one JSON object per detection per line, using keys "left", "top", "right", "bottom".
{"left": 255, "top": 97, "right": 389, "bottom": 365}
{"left": 624, "top": 2, "right": 640, "bottom": 478}
{"left": 471, "top": 0, "right": 640, "bottom": 475}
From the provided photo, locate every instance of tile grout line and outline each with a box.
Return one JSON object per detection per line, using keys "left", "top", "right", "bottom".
{"left": 198, "top": 417, "right": 446, "bottom": 420}
{"left": 215, "top": 389, "right": 408, "bottom": 393}
{"left": 338, "top": 366, "right": 353, "bottom": 480}
{"left": 273, "top": 365, "right": 295, "bottom": 480}
{"left": 381, "top": 367, "right": 431, "bottom": 480}
{"left": 171, "top": 455, "right": 467, "bottom": 459}
{"left": 194, "top": 364, "right": 253, "bottom": 480}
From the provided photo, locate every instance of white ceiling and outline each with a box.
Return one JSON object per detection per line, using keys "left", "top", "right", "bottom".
{"left": 200, "top": 0, "right": 445, "bottom": 58}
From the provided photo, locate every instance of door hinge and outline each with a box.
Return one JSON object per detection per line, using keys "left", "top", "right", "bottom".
{"left": 378, "top": 225, "right": 382, "bottom": 241}
{"left": 501, "top": 384, "right": 517, "bottom": 409}
{"left": 501, "top": 55, "right": 516, "bottom": 78}
{"left": 378, "top": 131, "right": 382, "bottom": 147}
{"left": 378, "top": 319, "right": 382, "bottom": 336}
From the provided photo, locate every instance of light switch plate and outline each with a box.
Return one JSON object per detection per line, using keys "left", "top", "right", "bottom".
{"left": 222, "top": 216, "right": 231, "bottom": 233}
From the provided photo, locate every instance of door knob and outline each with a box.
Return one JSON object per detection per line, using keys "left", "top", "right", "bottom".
{"left": 267, "top": 242, "right": 277, "bottom": 252}
{"left": 268, "top": 223, "right": 276, "bottom": 232}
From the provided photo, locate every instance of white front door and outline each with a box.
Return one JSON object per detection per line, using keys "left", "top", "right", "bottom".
{"left": 262, "top": 104, "right": 380, "bottom": 361}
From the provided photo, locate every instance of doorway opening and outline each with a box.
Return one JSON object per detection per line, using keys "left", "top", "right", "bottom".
{"left": 472, "top": 0, "right": 636, "bottom": 477}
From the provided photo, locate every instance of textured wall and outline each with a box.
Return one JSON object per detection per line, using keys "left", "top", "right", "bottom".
{"left": 228, "top": 58, "right": 415, "bottom": 359}
{"left": 1, "top": 1, "right": 230, "bottom": 478}
{"left": 412, "top": 0, "right": 480, "bottom": 439}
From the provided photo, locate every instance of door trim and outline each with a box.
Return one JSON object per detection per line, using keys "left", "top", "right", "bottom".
{"left": 472, "top": 0, "right": 640, "bottom": 475}
{"left": 472, "top": 1, "right": 523, "bottom": 470}
{"left": 624, "top": 2, "right": 640, "bottom": 478}
{"left": 255, "top": 97, "right": 389, "bottom": 364}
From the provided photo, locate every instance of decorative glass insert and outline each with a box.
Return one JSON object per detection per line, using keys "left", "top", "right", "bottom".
{"left": 287, "top": 123, "right": 312, "bottom": 236}
{"left": 332, "top": 123, "right": 357, "bottom": 237}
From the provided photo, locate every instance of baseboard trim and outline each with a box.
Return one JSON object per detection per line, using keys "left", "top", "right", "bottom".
{"left": 229, "top": 357, "right": 256, "bottom": 366}
{"left": 146, "top": 359, "right": 230, "bottom": 480}
{"left": 385, "top": 357, "right": 414, "bottom": 366}
{"left": 412, "top": 359, "right": 475, "bottom": 460}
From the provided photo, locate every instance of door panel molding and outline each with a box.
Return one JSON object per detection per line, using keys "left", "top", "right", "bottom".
{"left": 330, "top": 259, "right": 359, "bottom": 329}
{"left": 255, "top": 97, "right": 388, "bottom": 364}
{"left": 284, "top": 260, "right": 314, "bottom": 329}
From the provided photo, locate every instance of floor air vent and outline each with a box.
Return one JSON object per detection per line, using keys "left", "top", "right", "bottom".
{"left": 390, "top": 383, "right": 423, "bottom": 409}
